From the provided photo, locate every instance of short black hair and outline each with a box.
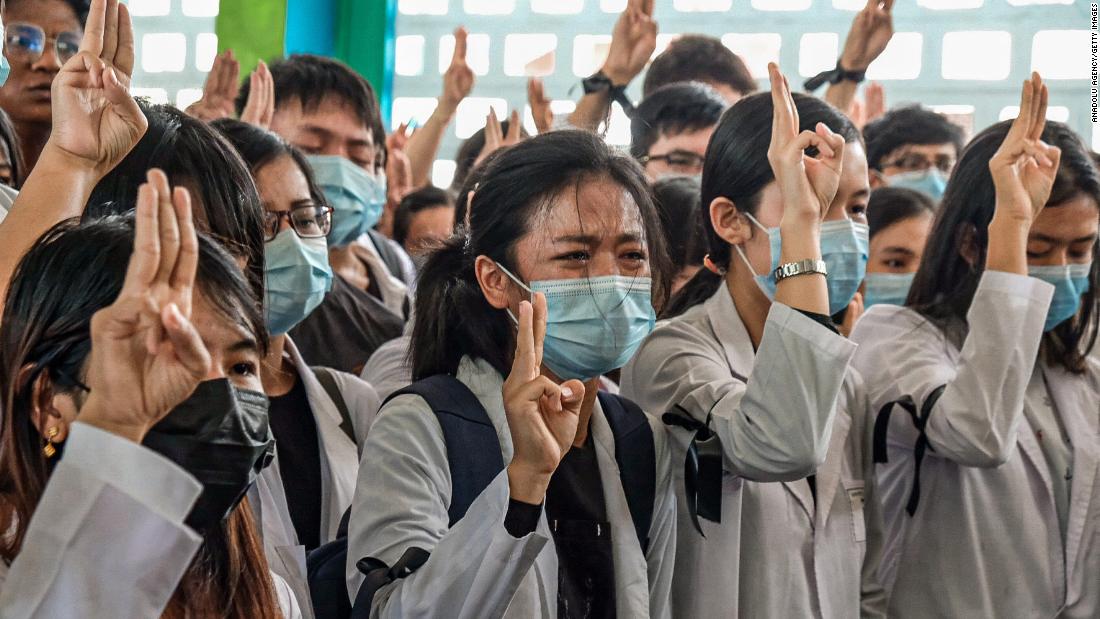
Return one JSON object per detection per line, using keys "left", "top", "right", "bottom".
{"left": 392, "top": 185, "right": 454, "bottom": 247}
{"left": 631, "top": 82, "right": 727, "bottom": 159}
{"left": 211, "top": 118, "right": 326, "bottom": 207}
{"left": 4, "top": 0, "right": 90, "bottom": 25}
{"left": 863, "top": 105, "right": 966, "bottom": 171}
{"left": 652, "top": 175, "right": 706, "bottom": 272}
{"left": 643, "top": 35, "right": 757, "bottom": 99}
{"left": 237, "top": 54, "right": 382, "bottom": 139}
{"left": 867, "top": 186, "right": 936, "bottom": 239}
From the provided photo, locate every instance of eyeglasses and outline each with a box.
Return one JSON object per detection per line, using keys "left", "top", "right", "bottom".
{"left": 3, "top": 23, "right": 81, "bottom": 66}
{"left": 263, "top": 203, "right": 334, "bottom": 242}
{"left": 639, "top": 150, "right": 706, "bottom": 174}
{"left": 881, "top": 153, "right": 955, "bottom": 174}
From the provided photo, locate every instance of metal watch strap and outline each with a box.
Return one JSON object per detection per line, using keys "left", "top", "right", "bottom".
{"left": 773, "top": 258, "right": 828, "bottom": 282}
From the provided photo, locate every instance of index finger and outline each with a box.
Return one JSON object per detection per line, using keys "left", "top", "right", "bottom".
{"left": 511, "top": 300, "right": 536, "bottom": 379}
{"left": 640, "top": 0, "right": 655, "bottom": 16}
{"left": 101, "top": 0, "right": 119, "bottom": 62}
{"left": 170, "top": 187, "right": 198, "bottom": 293}
{"left": 1029, "top": 79, "right": 1049, "bottom": 141}
{"left": 532, "top": 292, "right": 547, "bottom": 372}
{"left": 452, "top": 27, "right": 468, "bottom": 64}
{"left": 768, "top": 63, "right": 792, "bottom": 142}
{"left": 81, "top": 0, "right": 107, "bottom": 56}
{"left": 113, "top": 2, "right": 135, "bottom": 76}
{"left": 122, "top": 183, "right": 160, "bottom": 294}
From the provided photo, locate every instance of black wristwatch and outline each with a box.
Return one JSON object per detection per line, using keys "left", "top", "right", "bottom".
{"left": 582, "top": 71, "right": 636, "bottom": 117}
{"left": 803, "top": 61, "right": 867, "bottom": 92}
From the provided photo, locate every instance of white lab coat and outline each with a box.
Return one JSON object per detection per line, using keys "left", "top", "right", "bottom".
{"left": 0, "top": 422, "right": 202, "bottom": 618}
{"left": 361, "top": 333, "right": 413, "bottom": 401}
{"left": 0, "top": 184, "right": 15, "bottom": 222}
{"left": 621, "top": 280, "right": 888, "bottom": 618}
{"left": 350, "top": 234, "right": 415, "bottom": 316}
{"left": 850, "top": 270, "right": 1100, "bottom": 618}
{"left": 346, "top": 356, "right": 677, "bottom": 618}
{"left": 252, "top": 336, "right": 382, "bottom": 618}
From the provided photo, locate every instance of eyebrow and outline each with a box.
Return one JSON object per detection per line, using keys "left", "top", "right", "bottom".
{"left": 228, "top": 337, "right": 260, "bottom": 355}
{"left": 552, "top": 233, "right": 644, "bottom": 245}
{"left": 1031, "top": 233, "right": 1099, "bottom": 244}
{"left": 881, "top": 247, "right": 916, "bottom": 256}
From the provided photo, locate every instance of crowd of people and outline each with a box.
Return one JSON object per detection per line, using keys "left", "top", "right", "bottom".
{"left": 0, "top": 0, "right": 1095, "bottom": 617}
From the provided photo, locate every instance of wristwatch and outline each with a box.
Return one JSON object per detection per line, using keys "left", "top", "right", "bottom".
{"left": 581, "top": 71, "right": 636, "bottom": 117}
{"left": 773, "top": 259, "right": 828, "bottom": 282}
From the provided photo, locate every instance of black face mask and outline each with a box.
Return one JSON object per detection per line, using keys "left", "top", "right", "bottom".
{"left": 142, "top": 378, "right": 275, "bottom": 533}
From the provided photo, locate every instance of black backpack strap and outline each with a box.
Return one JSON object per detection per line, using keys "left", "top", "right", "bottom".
{"left": 313, "top": 366, "right": 357, "bottom": 444}
{"left": 597, "top": 392, "right": 656, "bottom": 554}
{"left": 872, "top": 385, "right": 946, "bottom": 516}
{"left": 661, "top": 404, "right": 723, "bottom": 536}
{"left": 385, "top": 374, "right": 505, "bottom": 526}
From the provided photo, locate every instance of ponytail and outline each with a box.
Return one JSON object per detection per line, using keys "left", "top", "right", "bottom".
{"left": 662, "top": 268, "right": 722, "bottom": 319}
{"left": 410, "top": 235, "right": 513, "bottom": 380}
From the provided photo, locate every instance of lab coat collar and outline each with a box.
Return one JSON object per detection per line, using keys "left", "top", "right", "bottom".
{"left": 1041, "top": 362, "right": 1099, "bottom": 603}
{"left": 285, "top": 337, "right": 360, "bottom": 541}
{"left": 703, "top": 280, "right": 818, "bottom": 520}
{"left": 349, "top": 234, "right": 409, "bottom": 317}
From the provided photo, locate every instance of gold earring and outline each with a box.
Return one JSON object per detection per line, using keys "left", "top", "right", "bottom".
{"left": 43, "top": 426, "right": 59, "bottom": 458}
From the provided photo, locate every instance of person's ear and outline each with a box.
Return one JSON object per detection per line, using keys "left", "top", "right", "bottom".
{"left": 19, "top": 366, "right": 71, "bottom": 444}
{"left": 710, "top": 197, "right": 753, "bottom": 247}
{"left": 957, "top": 223, "right": 980, "bottom": 267}
{"left": 474, "top": 255, "right": 515, "bottom": 310}
{"left": 869, "top": 169, "right": 888, "bottom": 189}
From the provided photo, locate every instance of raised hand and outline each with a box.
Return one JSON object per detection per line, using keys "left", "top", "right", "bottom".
{"left": 186, "top": 49, "right": 241, "bottom": 122}
{"left": 473, "top": 109, "right": 522, "bottom": 169}
{"left": 601, "top": 0, "right": 657, "bottom": 86}
{"left": 839, "top": 291, "right": 864, "bottom": 338}
{"left": 989, "top": 73, "right": 1060, "bottom": 226}
{"left": 840, "top": 0, "right": 894, "bottom": 72}
{"left": 80, "top": 170, "right": 212, "bottom": 443}
{"left": 503, "top": 294, "right": 585, "bottom": 504}
{"left": 385, "top": 125, "right": 414, "bottom": 206}
{"left": 47, "top": 0, "right": 147, "bottom": 175}
{"left": 240, "top": 60, "right": 275, "bottom": 129}
{"left": 527, "top": 78, "right": 554, "bottom": 135}
{"left": 767, "top": 63, "right": 846, "bottom": 226}
{"left": 864, "top": 82, "right": 886, "bottom": 124}
{"left": 441, "top": 27, "right": 475, "bottom": 114}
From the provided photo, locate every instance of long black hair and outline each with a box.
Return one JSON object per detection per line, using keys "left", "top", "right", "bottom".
{"left": 907, "top": 120, "right": 1100, "bottom": 371}
{"left": 412, "top": 130, "right": 672, "bottom": 380}
{"left": 867, "top": 186, "right": 936, "bottom": 239}
{"left": 663, "top": 91, "right": 861, "bottom": 318}
{"left": 86, "top": 101, "right": 266, "bottom": 303}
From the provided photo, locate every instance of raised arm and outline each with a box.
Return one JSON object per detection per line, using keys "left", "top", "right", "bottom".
{"left": 568, "top": 0, "right": 656, "bottom": 131}
{"left": 823, "top": 0, "right": 894, "bottom": 114}
{"left": 405, "top": 27, "right": 475, "bottom": 188}
{"left": 0, "top": 0, "right": 146, "bottom": 312}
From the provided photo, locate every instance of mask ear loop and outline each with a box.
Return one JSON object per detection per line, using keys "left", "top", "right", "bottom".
{"left": 494, "top": 262, "right": 534, "bottom": 323}
{"left": 729, "top": 211, "right": 771, "bottom": 280}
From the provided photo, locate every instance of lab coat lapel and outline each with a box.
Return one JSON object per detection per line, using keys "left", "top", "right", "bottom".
{"left": 286, "top": 337, "right": 360, "bottom": 541}
{"left": 590, "top": 400, "right": 650, "bottom": 618}
{"left": 813, "top": 407, "right": 852, "bottom": 529}
{"left": 705, "top": 283, "right": 816, "bottom": 521}
{"left": 1044, "top": 365, "right": 1099, "bottom": 601}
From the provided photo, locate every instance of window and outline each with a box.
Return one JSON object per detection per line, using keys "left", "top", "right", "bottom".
{"left": 396, "top": 35, "right": 425, "bottom": 76}
{"left": 504, "top": 34, "right": 557, "bottom": 76}
{"left": 721, "top": 33, "right": 781, "bottom": 79}
{"left": 141, "top": 33, "right": 187, "bottom": 73}
{"left": 866, "top": 32, "right": 922, "bottom": 80}
{"left": 941, "top": 31, "right": 1011, "bottom": 80}
{"left": 799, "top": 33, "right": 839, "bottom": 77}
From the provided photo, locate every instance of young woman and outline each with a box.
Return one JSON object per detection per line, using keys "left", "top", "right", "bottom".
{"left": 0, "top": 172, "right": 298, "bottom": 617}
{"left": 215, "top": 119, "right": 381, "bottom": 613}
{"left": 850, "top": 74, "right": 1099, "bottom": 617}
{"left": 863, "top": 186, "right": 936, "bottom": 307}
{"left": 621, "top": 64, "right": 886, "bottom": 617}
{"left": 346, "top": 130, "right": 677, "bottom": 618}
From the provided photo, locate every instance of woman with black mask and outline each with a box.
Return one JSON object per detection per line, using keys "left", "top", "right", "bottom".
{"left": 0, "top": 171, "right": 298, "bottom": 617}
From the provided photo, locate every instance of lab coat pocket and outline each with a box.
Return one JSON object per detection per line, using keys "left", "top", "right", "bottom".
{"left": 843, "top": 480, "right": 866, "bottom": 544}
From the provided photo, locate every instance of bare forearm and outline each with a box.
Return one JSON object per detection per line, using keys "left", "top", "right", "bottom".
{"left": 824, "top": 81, "right": 859, "bottom": 116}
{"left": 0, "top": 144, "right": 99, "bottom": 307}
{"left": 568, "top": 92, "right": 613, "bottom": 132}
{"left": 985, "top": 216, "right": 1030, "bottom": 275}
{"left": 406, "top": 103, "right": 457, "bottom": 187}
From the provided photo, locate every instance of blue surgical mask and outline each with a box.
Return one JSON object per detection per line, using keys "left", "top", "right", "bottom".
{"left": 864, "top": 272, "right": 915, "bottom": 308}
{"left": 264, "top": 229, "right": 334, "bottom": 335}
{"left": 306, "top": 155, "right": 386, "bottom": 247}
{"left": 820, "top": 219, "right": 869, "bottom": 315}
{"left": 0, "top": 53, "right": 9, "bottom": 88}
{"left": 736, "top": 214, "right": 868, "bottom": 315}
{"left": 498, "top": 265, "right": 656, "bottom": 381}
{"left": 887, "top": 168, "right": 949, "bottom": 202}
{"left": 1028, "top": 262, "right": 1092, "bottom": 332}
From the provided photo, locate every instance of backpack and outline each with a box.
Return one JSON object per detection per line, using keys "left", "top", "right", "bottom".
{"left": 306, "top": 374, "right": 657, "bottom": 619}
{"left": 872, "top": 384, "right": 946, "bottom": 516}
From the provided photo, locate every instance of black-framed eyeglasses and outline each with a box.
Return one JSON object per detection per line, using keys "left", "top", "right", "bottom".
{"left": 881, "top": 153, "right": 955, "bottom": 174}
{"left": 639, "top": 150, "right": 706, "bottom": 174}
{"left": 4, "top": 23, "right": 81, "bottom": 66}
{"left": 263, "top": 203, "right": 334, "bottom": 242}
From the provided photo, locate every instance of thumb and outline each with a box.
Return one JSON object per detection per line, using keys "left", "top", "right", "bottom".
{"left": 161, "top": 303, "right": 212, "bottom": 378}
{"left": 559, "top": 379, "right": 586, "bottom": 416}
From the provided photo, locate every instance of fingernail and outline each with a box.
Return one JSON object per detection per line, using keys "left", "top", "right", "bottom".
{"left": 165, "top": 303, "right": 181, "bottom": 326}
{"left": 561, "top": 386, "right": 573, "bottom": 399}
